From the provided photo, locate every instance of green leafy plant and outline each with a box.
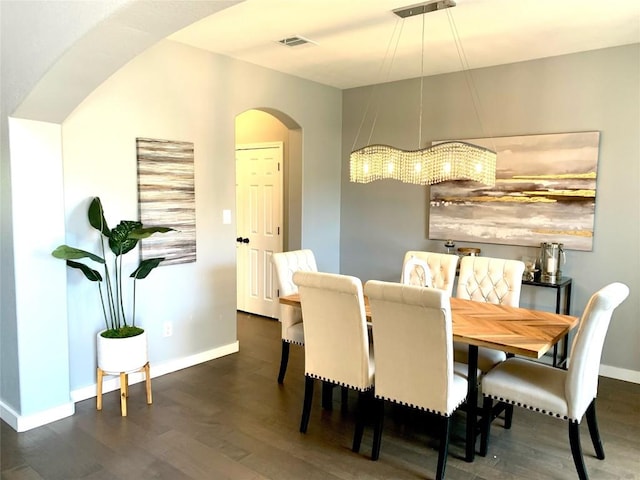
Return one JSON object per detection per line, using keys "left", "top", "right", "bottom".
{"left": 52, "top": 197, "right": 174, "bottom": 338}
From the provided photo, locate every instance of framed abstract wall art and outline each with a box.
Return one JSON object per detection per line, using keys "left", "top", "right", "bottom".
{"left": 136, "top": 137, "right": 196, "bottom": 265}
{"left": 428, "top": 132, "right": 600, "bottom": 251}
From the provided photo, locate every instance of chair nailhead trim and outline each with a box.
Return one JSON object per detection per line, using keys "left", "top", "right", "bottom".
{"left": 307, "top": 374, "right": 373, "bottom": 392}
{"left": 285, "top": 340, "right": 304, "bottom": 346}
{"left": 374, "top": 394, "right": 466, "bottom": 417}
{"left": 486, "top": 394, "right": 571, "bottom": 420}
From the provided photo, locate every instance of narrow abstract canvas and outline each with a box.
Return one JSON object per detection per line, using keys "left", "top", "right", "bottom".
{"left": 136, "top": 137, "right": 196, "bottom": 265}
{"left": 428, "top": 132, "right": 600, "bottom": 251}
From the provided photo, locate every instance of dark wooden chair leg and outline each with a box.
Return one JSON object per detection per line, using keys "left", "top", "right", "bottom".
{"left": 352, "top": 390, "right": 367, "bottom": 453}
{"left": 300, "top": 376, "right": 314, "bottom": 433}
{"left": 569, "top": 421, "right": 589, "bottom": 480}
{"left": 371, "top": 398, "right": 385, "bottom": 461}
{"left": 341, "top": 386, "right": 349, "bottom": 413}
{"left": 480, "top": 396, "right": 493, "bottom": 457}
{"left": 586, "top": 399, "right": 605, "bottom": 460}
{"left": 322, "top": 381, "right": 334, "bottom": 410}
{"left": 435, "top": 416, "right": 452, "bottom": 480}
{"left": 504, "top": 403, "right": 514, "bottom": 429}
{"left": 277, "top": 341, "right": 290, "bottom": 384}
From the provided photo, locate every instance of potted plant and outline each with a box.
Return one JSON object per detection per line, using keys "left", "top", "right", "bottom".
{"left": 52, "top": 196, "right": 173, "bottom": 373}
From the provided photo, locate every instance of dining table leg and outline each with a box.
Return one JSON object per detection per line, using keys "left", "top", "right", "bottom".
{"left": 466, "top": 345, "right": 479, "bottom": 462}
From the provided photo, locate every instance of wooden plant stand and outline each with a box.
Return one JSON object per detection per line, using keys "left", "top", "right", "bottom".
{"left": 96, "top": 362, "right": 152, "bottom": 416}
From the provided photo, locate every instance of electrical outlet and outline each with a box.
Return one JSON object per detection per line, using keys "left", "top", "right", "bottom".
{"left": 163, "top": 321, "right": 173, "bottom": 337}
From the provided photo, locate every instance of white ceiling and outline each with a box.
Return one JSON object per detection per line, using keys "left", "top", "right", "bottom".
{"left": 169, "top": 0, "right": 640, "bottom": 89}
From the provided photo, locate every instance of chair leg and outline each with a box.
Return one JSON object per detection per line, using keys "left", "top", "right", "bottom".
{"left": 586, "top": 399, "right": 605, "bottom": 460}
{"left": 341, "top": 386, "right": 349, "bottom": 414}
{"left": 300, "top": 376, "right": 314, "bottom": 433}
{"left": 322, "top": 381, "right": 334, "bottom": 410}
{"left": 435, "top": 416, "right": 452, "bottom": 480}
{"left": 569, "top": 421, "right": 589, "bottom": 480}
{"left": 352, "top": 391, "right": 368, "bottom": 453}
{"left": 480, "top": 396, "right": 493, "bottom": 457}
{"left": 504, "top": 403, "right": 514, "bottom": 429}
{"left": 371, "top": 398, "right": 385, "bottom": 461}
{"left": 277, "top": 341, "right": 290, "bottom": 384}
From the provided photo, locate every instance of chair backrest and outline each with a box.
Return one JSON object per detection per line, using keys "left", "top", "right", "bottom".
{"left": 565, "top": 282, "right": 629, "bottom": 419}
{"left": 293, "top": 271, "right": 373, "bottom": 391}
{"left": 456, "top": 256, "right": 525, "bottom": 306}
{"left": 401, "top": 251, "right": 459, "bottom": 296}
{"left": 272, "top": 250, "right": 318, "bottom": 342}
{"left": 272, "top": 249, "right": 318, "bottom": 297}
{"left": 365, "top": 280, "right": 462, "bottom": 415}
{"left": 401, "top": 256, "right": 432, "bottom": 288}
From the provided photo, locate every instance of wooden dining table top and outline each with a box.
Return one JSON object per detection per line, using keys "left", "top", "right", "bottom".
{"left": 279, "top": 293, "right": 579, "bottom": 360}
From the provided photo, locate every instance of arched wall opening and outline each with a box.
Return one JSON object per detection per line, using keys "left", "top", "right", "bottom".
{"left": 235, "top": 108, "right": 303, "bottom": 251}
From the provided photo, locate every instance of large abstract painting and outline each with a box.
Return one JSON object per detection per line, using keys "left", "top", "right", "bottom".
{"left": 429, "top": 132, "right": 600, "bottom": 251}
{"left": 136, "top": 137, "right": 196, "bottom": 265}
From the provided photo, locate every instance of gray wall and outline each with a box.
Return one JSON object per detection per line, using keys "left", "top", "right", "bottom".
{"left": 341, "top": 44, "right": 640, "bottom": 376}
{"left": 1, "top": 1, "right": 342, "bottom": 429}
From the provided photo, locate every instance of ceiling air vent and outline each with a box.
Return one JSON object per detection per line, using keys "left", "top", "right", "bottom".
{"left": 277, "top": 35, "right": 315, "bottom": 47}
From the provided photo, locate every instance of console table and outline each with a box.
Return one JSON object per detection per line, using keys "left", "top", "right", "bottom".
{"left": 522, "top": 276, "right": 572, "bottom": 368}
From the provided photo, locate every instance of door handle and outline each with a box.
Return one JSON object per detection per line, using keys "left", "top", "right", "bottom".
{"left": 242, "top": 238, "right": 250, "bottom": 244}
{"left": 236, "top": 237, "right": 243, "bottom": 243}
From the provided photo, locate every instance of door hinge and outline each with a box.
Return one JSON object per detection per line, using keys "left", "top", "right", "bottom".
{"left": 278, "top": 162, "right": 281, "bottom": 171}
{"left": 277, "top": 226, "right": 280, "bottom": 235}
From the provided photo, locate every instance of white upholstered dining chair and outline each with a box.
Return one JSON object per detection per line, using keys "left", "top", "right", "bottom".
{"left": 271, "top": 249, "right": 317, "bottom": 383}
{"left": 293, "top": 271, "right": 374, "bottom": 452}
{"left": 363, "top": 280, "right": 468, "bottom": 480}
{"left": 480, "top": 282, "right": 629, "bottom": 480}
{"left": 454, "top": 255, "right": 526, "bottom": 374}
{"left": 401, "top": 251, "right": 459, "bottom": 296}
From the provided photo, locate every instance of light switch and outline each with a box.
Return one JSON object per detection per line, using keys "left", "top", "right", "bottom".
{"left": 222, "top": 209, "right": 232, "bottom": 225}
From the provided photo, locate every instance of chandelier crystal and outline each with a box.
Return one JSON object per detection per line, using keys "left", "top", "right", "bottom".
{"left": 350, "top": 141, "right": 496, "bottom": 186}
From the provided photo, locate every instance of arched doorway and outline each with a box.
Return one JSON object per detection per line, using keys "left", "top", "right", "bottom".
{"left": 235, "top": 109, "right": 302, "bottom": 318}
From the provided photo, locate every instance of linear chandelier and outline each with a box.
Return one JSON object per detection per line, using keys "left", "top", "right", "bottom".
{"left": 350, "top": 141, "right": 496, "bottom": 185}
{"left": 349, "top": 0, "right": 497, "bottom": 187}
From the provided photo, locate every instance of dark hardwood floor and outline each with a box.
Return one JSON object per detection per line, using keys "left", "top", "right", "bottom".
{"left": 2, "top": 311, "right": 639, "bottom": 479}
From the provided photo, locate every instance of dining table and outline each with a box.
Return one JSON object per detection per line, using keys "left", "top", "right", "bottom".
{"left": 279, "top": 292, "right": 579, "bottom": 462}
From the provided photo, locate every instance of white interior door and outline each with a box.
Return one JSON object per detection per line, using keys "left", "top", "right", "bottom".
{"left": 236, "top": 142, "right": 283, "bottom": 318}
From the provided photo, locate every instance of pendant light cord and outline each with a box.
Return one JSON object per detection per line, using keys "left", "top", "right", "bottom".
{"left": 351, "top": 18, "right": 403, "bottom": 152}
{"left": 446, "top": 9, "right": 496, "bottom": 152}
{"left": 418, "top": 12, "right": 425, "bottom": 149}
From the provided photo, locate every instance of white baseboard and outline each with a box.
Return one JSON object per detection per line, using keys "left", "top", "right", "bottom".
{"left": 0, "top": 400, "right": 75, "bottom": 433}
{"left": 599, "top": 364, "right": 640, "bottom": 384}
{"left": 1, "top": 341, "right": 239, "bottom": 432}
{"left": 71, "top": 341, "right": 240, "bottom": 403}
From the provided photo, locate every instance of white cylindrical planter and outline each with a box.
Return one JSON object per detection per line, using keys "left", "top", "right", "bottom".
{"left": 97, "top": 330, "right": 148, "bottom": 374}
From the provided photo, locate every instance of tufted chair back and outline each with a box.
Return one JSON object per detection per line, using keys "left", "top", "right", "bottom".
{"left": 401, "top": 256, "right": 432, "bottom": 288}
{"left": 366, "top": 280, "right": 467, "bottom": 415}
{"left": 401, "top": 251, "right": 459, "bottom": 296}
{"left": 565, "top": 282, "right": 629, "bottom": 420}
{"left": 293, "top": 271, "right": 373, "bottom": 391}
{"left": 456, "top": 256, "right": 525, "bottom": 306}
{"left": 364, "top": 280, "right": 468, "bottom": 478}
{"left": 454, "top": 255, "right": 525, "bottom": 374}
{"left": 272, "top": 249, "right": 317, "bottom": 344}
